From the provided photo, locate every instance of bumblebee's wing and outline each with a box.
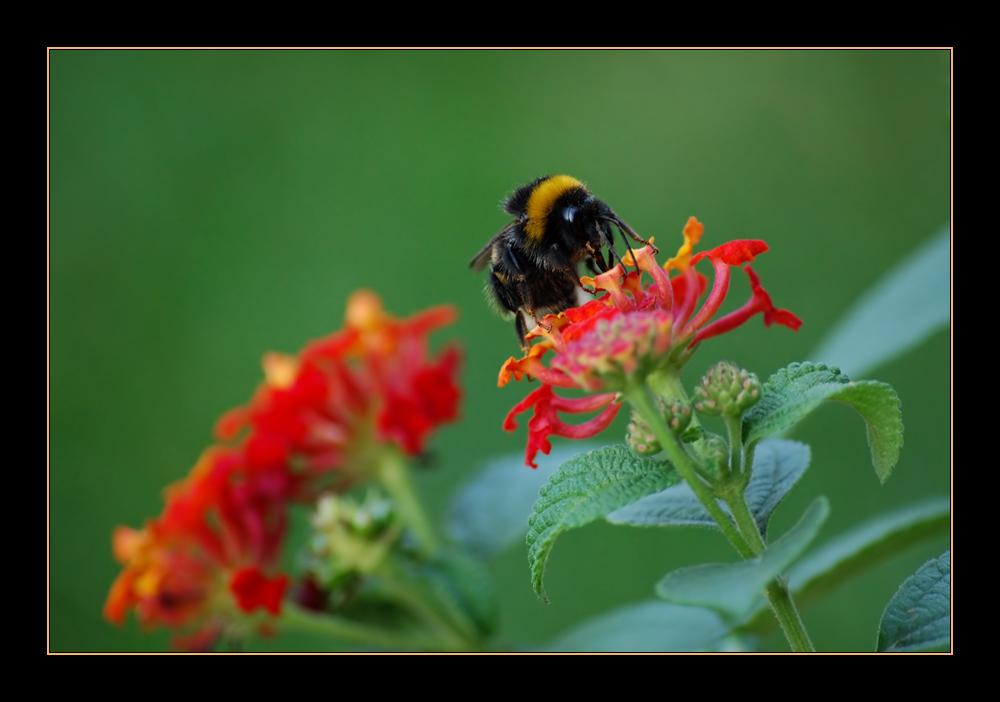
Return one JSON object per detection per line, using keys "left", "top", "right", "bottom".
{"left": 470, "top": 222, "right": 517, "bottom": 271}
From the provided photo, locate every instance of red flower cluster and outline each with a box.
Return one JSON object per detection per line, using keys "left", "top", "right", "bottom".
{"left": 105, "top": 291, "right": 461, "bottom": 648}
{"left": 501, "top": 218, "right": 801, "bottom": 467}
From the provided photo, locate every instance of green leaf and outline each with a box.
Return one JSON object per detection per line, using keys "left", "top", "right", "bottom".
{"left": 605, "top": 481, "right": 714, "bottom": 529}
{"left": 742, "top": 441, "right": 811, "bottom": 536}
{"left": 446, "top": 443, "right": 600, "bottom": 559}
{"left": 812, "top": 227, "right": 951, "bottom": 379}
{"left": 877, "top": 551, "right": 950, "bottom": 652}
{"left": 743, "top": 362, "right": 903, "bottom": 483}
{"left": 420, "top": 548, "right": 500, "bottom": 638}
{"left": 607, "top": 439, "right": 810, "bottom": 537}
{"left": 543, "top": 600, "right": 732, "bottom": 652}
{"left": 527, "top": 445, "right": 679, "bottom": 602}
{"left": 656, "top": 497, "right": 830, "bottom": 620}
{"left": 789, "top": 497, "right": 950, "bottom": 611}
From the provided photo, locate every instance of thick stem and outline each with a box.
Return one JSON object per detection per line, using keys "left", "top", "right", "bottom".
{"left": 764, "top": 579, "right": 815, "bottom": 653}
{"left": 723, "top": 488, "right": 815, "bottom": 653}
{"left": 725, "top": 486, "right": 766, "bottom": 554}
{"left": 626, "top": 381, "right": 752, "bottom": 559}
{"left": 376, "top": 449, "right": 438, "bottom": 556}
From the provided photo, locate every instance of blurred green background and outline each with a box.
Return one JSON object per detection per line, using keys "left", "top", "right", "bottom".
{"left": 49, "top": 50, "right": 951, "bottom": 652}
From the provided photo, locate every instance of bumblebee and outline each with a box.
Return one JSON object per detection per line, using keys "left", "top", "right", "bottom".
{"left": 471, "top": 175, "right": 653, "bottom": 350}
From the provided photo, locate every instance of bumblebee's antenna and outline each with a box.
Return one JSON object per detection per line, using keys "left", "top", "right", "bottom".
{"left": 613, "top": 217, "right": 656, "bottom": 253}
{"left": 600, "top": 217, "right": 639, "bottom": 271}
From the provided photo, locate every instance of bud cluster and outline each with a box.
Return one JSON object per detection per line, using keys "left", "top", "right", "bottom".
{"left": 306, "top": 490, "right": 398, "bottom": 590}
{"left": 693, "top": 361, "right": 762, "bottom": 418}
{"left": 626, "top": 398, "right": 693, "bottom": 457}
{"left": 627, "top": 409, "right": 662, "bottom": 456}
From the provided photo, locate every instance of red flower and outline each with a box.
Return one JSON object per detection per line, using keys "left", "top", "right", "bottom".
{"left": 504, "top": 384, "right": 623, "bottom": 468}
{"left": 500, "top": 218, "right": 801, "bottom": 467}
{"left": 217, "top": 290, "right": 461, "bottom": 483}
{"left": 103, "top": 446, "right": 292, "bottom": 649}
{"left": 106, "top": 291, "right": 461, "bottom": 648}
{"left": 230, "top": 567, "right": 290, "bottom": 616}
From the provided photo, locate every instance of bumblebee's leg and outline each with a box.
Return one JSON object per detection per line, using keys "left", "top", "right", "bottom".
{"left": 620, "top": 229, "right": 639, "bottom": 270}
{"left": 575, "top": 261, "right": 600, "bottom": 297}
{"left": 601, "top": 219, "right": 643, "bottom": 271}
{"left": 502, "top": 243, "right": 526, "bottom": 276}
{"left": 528, "top": 308, "right": 552, "bottom": 332}
{"left": 600, "top": 221, "right": 631, "bottom": 270}
{"left": 518, "top": 280, "right": 553, "bottom": 334}
{"left": 489, "top": 269, "right": 523, "bottom": 317}
{"left": 515, "top": 313, "right": 530, "bottom": 352}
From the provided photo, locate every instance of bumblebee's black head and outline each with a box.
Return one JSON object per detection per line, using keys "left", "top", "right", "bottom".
{"left": 505, "top": 175, "right": 590, "bottom": 245}
{"left": 503, "top": 175, "right": 642, "bottom": 272}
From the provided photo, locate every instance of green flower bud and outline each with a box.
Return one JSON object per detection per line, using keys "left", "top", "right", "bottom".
{"left": 694, "top": 431, "right": 729, "bottom": 476}
{"left": 693, "top": 361, "right": 762, "bottom": 418}
{"left": 626, "top": 409, "right": 662, "bottom": 456}
{"left": 306, "top": 490, "right": 398, "bottom": 588}
{"left": 664, "top": 400, "right": 693, "bottom": 433}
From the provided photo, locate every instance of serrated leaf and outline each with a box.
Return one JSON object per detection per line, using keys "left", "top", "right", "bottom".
{"left": 743, "top": 363, "right": 903, "bottom": 483}
{"left": 877, "top": 551, "right": 950, "bottom": 652}
{"left": 446, "top": 444, "right": 600, "bottom": 559}
{"left": 544, "top": 600, "right": 731, "bottom": 652}
{"left": 527, "top": 445, "right": 679, "bottom": 601}
{"left": 812, "top": 227, "right": 951, "bottom": 379}
{"left": 656, "top": 497, "right": 830, "bottom": 620}
{"left": 608, "top": 440, "right": 809, "bottom": 537}
{"left": 789, "top": 497, "right": 950, "bottom": 610}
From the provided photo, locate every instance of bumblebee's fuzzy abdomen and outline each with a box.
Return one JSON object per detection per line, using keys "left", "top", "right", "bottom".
{"left": 520, "top": 266, "right": 580, "bottom": 315}
{"left": 487, "top": 268, "right": 524, "bottom": 318}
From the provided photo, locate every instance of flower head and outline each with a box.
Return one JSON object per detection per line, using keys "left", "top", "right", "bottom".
{"left": 215, "top": 290, "right": 461, "bottom": 486}
{"left": 106, "top": 291, "right": 461, "bottom": 648}
{"left": 500, "top": 217, "right": 801, "bottom": 467}
{"left": 103, "top": 446, "right": 291, "bottom": 649}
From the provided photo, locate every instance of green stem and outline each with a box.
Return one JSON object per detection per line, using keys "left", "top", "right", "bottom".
{"left": 723, "top": 414, "right": 743, "bottom": 476}
{"left": 376, "top": 449, "right": 438, "bottom": 556}
{"left": 764, "top": 580, "right": 814, "bottom": 653}
{"left": 723, "top": 486, "right": 765, "bottom": 553}
{"left": 280, "top": 603, "right": 450, "bottom": 651}
{"left": 626, "top": 381, "right": 753, "bottom": 559}
{"left": 645, "top": 370, "right": 813, "bottom": 652}
{"left": 376, "top": 559, "right": 482, "bottom": 652}
{"left": 723, "top": 489, "right": 815, "bottom": 653}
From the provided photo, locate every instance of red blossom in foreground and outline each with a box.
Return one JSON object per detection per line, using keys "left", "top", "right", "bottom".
{"left": 215, "top": 290, "right": 461, "bottom": 484}
{"left": 103, "top": 446, "right": 290, "bottom": 649}
{"left": 230, "top": 567, "right": 290, "bottom": 616}
{"left": 105, "top": 291, "right": 461, "bottom": 648}
{"left": 500, "top": 218, "right": 801, "bottom": 467}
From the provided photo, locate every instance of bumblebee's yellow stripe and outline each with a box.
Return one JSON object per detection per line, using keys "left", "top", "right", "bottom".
{"left": 525, "top": 175, "right": 583, "bottom": 243}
